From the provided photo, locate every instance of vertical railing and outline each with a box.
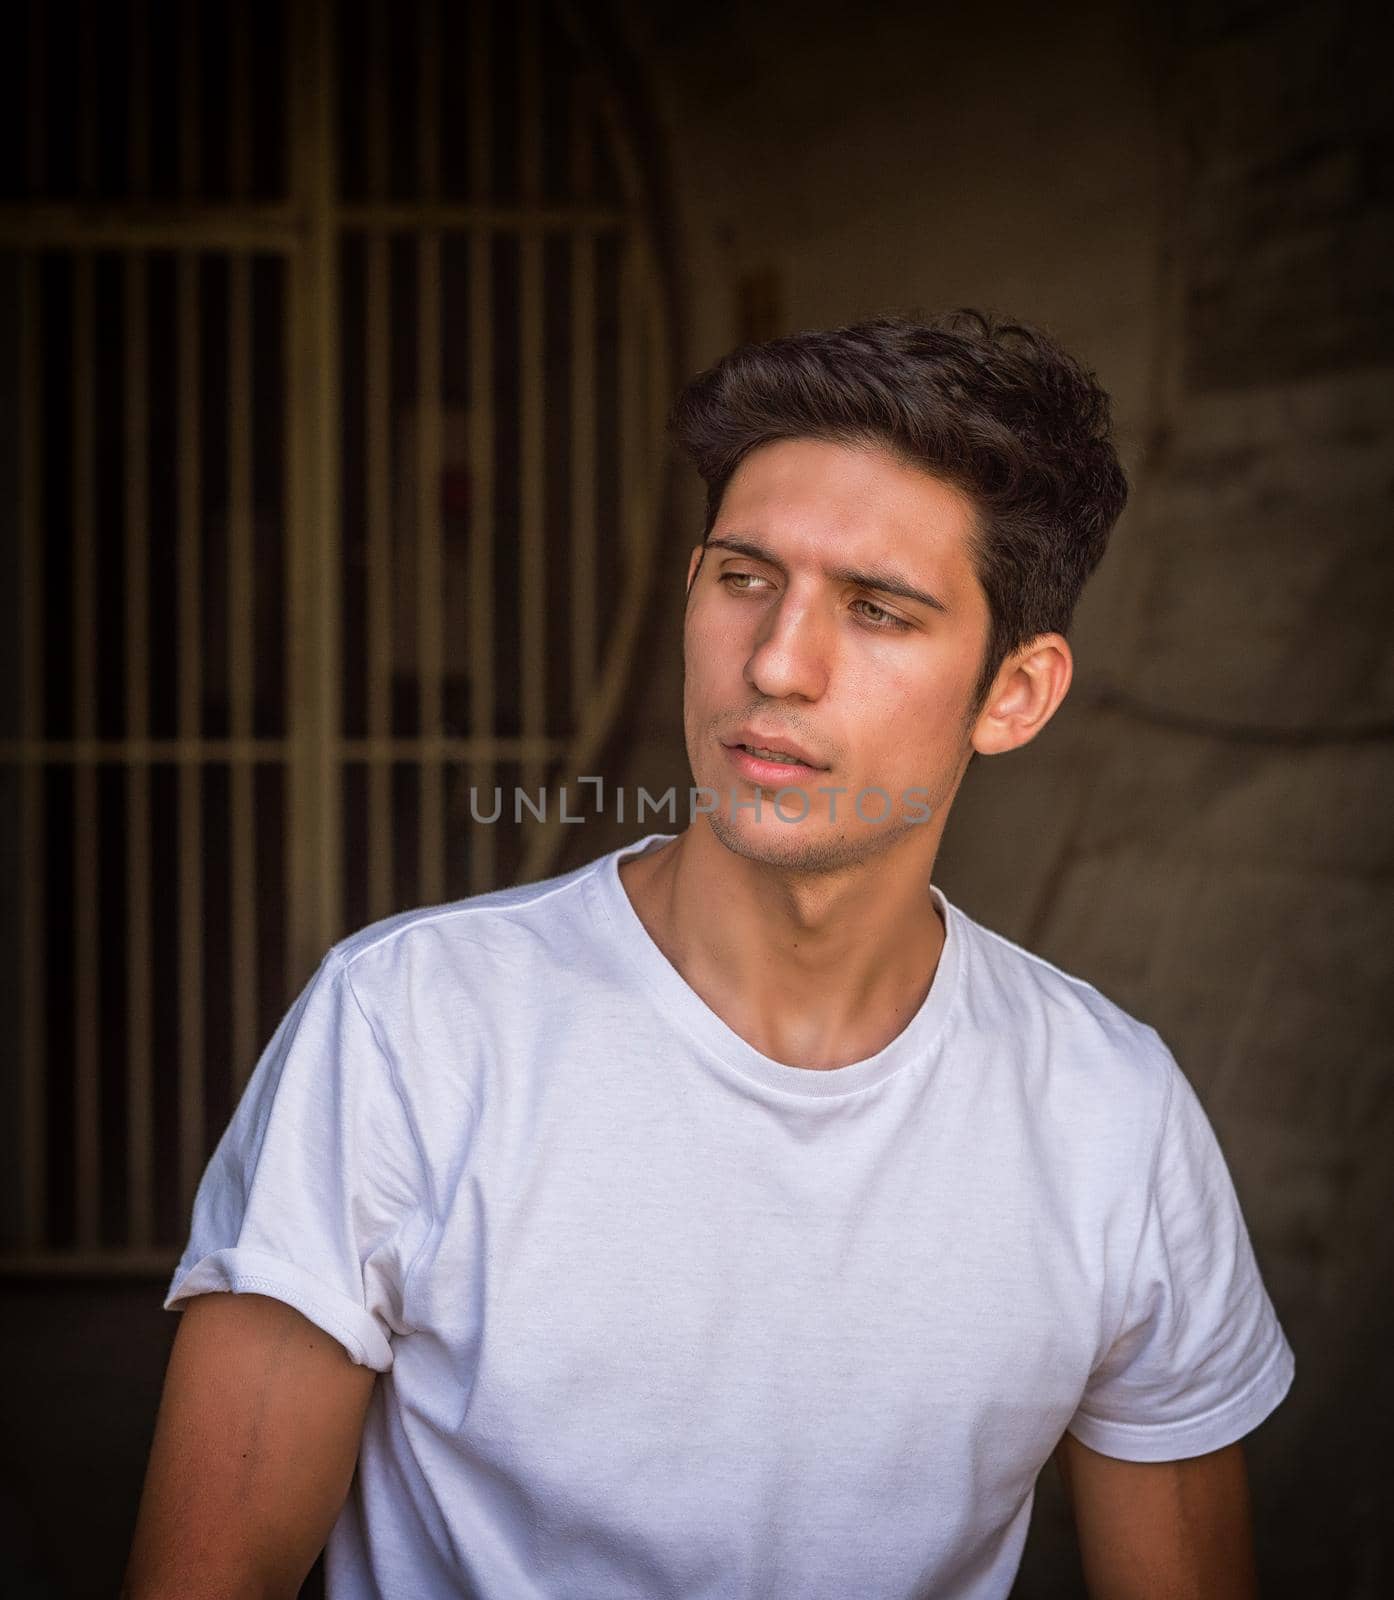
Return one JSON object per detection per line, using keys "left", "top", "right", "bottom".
{"left": 516, "top": 10, "right": 672, "bottom": 880}
{"left": 124, "top": 363, "right": 153, "bottom": 1225}
{"left": 518, "top": 0, "right": 547, "bottom": 808}
{"left": 363, "top": 0, "right": 393, "bottom": 924}
{"left": 72, "top": 249, "right": 99, "bottom": 1248}
{"left": 416, "top": 0, "right": 446, "bottom": 906}
{"left": 286, "top": 0, "right": 343, "bottom": 983}
{"left": 14, "top": 0, "right": 47, "bottom": 1266}
{"left": 124, "top": 0, "right": 155, "bottom": 1252}
{"left": 72, "top": 0, "right": 101, "bottom": 1249}
{"left": 18, "top": 250, "right": 44, "bottom": 1252}
{"left": 0, "top": 0, "right": 671, "bottom": 1271}
{"left": 468, "top": 0, "right": 497, "bottom": 896}
{"left": 570, "top": 69, "right": 598, "bottom": 725}
{"left": 174, "top": 2, "right": 206, "bottom": 1233}
{"left": 227, "top": 5, "right": 259, "bottom": 1099}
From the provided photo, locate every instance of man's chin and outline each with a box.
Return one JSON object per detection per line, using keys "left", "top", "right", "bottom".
{"left": 705, "top": 805, "right": 876, "bottom": 875}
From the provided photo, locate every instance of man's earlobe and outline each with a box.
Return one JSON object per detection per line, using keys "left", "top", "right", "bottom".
{"left": 970, "top": 635, "right": 1073, "bottom": 758}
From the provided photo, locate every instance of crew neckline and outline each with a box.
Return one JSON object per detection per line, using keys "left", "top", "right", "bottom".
{"left": 585, "top": 831, "right": 964, "bottom": 1099}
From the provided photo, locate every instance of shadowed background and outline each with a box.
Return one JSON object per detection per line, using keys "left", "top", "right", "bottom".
{"left": 1, "top": 0, "right": 1391, "bottom": 1594}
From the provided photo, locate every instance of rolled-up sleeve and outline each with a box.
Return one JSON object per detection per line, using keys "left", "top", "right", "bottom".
{"left": 1068, "top": 1047, "right": 1294, "bottom": 1461}
{"left": 164, "top": 949, "right": 432, "bottom": 1372}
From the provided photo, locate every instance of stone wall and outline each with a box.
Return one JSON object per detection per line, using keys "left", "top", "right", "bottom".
{"left": 602, "top": 0, "right": 1394, "bottom": 1591}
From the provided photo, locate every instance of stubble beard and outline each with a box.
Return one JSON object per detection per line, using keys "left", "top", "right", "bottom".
{"left": 704, "top": 787, "right": 930, "bottom": 878}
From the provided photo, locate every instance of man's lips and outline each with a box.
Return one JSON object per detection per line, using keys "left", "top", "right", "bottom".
{"left": 723, "top": 729, "right": 828, "bottom": 770}
{"left": 722, "top": 742, "right": 829, "bottom": 784}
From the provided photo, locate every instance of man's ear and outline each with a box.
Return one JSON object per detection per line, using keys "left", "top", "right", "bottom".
{"left": 970, "top": 634, "right": 1073, "bottom": 757}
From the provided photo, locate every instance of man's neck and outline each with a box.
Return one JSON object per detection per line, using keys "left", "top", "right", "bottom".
{"left": 618, "top": 821, "right": 947, "bottom": 1072}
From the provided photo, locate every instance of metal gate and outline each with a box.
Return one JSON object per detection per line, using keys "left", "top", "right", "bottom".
{"left": 0, "top": 0, "right": 672, "bottom": 1272}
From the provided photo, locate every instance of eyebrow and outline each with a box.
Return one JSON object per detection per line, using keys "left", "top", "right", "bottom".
{"left": 704, "top": 534, "right": 951, "bottom": 615}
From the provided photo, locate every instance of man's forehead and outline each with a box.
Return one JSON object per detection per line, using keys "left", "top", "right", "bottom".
{"left": 710, "top": 445, "right": 977, "bottom": 607}
{"left": 721, "top": 438, "right": 974, "bottom": 536}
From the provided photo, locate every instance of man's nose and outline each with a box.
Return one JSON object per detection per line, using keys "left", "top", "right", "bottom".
{"left": 744, "top": 590, "right": 831, "bottom": 703}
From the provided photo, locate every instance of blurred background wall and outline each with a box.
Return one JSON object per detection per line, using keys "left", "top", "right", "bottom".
{"left": 1, "top": 0, "right": 1390, "bottom": 1594}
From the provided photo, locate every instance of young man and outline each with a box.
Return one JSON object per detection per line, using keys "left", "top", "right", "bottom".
{"left": 125, "top": 312, "right": 1293, "bottom": 1600}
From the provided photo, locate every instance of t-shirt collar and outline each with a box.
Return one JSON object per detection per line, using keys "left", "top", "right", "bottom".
{"left": 586, "top": 831, "right": 963, "bottom": 1099}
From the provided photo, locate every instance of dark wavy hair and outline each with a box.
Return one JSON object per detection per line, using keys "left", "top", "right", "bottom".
{"left": 667, "top": 310, "right": 1130, "bottom": 720}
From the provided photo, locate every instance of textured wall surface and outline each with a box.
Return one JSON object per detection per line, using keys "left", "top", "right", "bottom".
{"left": 602, "top": 0, "right": 1394, "bottom": 1593}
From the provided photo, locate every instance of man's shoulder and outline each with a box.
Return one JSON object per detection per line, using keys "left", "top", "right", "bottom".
{"left": 327, "top": 849, "right": 607, "bottom": 995}
{"left": 950, "top": 896, "right": 1176, "bottom": 1102}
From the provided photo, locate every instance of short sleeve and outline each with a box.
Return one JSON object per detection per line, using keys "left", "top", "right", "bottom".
{"left": 1067, "top": 1045, "right": 1295, "bottom": 1461}
{"left": 163, "top": 949, "right": 431, "bottom": 1371}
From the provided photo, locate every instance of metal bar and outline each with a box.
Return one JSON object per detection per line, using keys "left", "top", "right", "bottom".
{"left": 285, "top": 5, "right": 313, "bottom": 989}
{"left": 72, "top": 255, "right": 100, "bottom": 1249}
{"left": 365, "top": 0, "right": 392, "bottom": 920}
{"left": 0, "top": 207, "right": 303, "bottom": 252}
{"left": 518, "top": 0, "right": 545, "bottom": 811}
{"left": 309, "top": 0, "right": 344, "bottom": 954}
{"left": 0, "top": 736, "right": 564, "bottom": 764}
{"left": 228, "top": 7, "right": 257, "bottom": 1092}
{"left": 570, "top": 66, "right": 597, "bottom": 197}
{"left": 569, "top": 73, "right": 596, "bottom": 721}
{"left": 518, "top": 226, "right": 670, "bottom": 884}
{"left": 338, "top": 736, "right": 565, "bottom": 763}
{"left": 468, "top": 0, "right": 496, "bottom": 894}
{"left": 129, "top": 0, "right": 150, "bottom": 196}
{"left": 618, "top": 240, "right": 646, "bottom": 556}
{"left": 2, "top": 738, "right": 294, "bottom": 764}
{"left": 227, "top": 0, "right": 257, "bottom": 1077}
{"left": 520, "top": 0, "right": 542, "bottom": 213}
{"left": 230, "top": 1, "right": 251, "bottom": 199}
{"left": 286, "top": 0, "right": 343, "bottom": 978}
{"left": 337, "top": 202, "right": 631, "bottom": 229}
{"left": 416, "top": 0, "right": 444, "bottom": 904}
{"left": 176, "top": 244, "right": 204, "bottom": 1229}
{"left": 180, "top": 6, "right": 201, "bottom": 197}
{"left": 77, "top": 0, "right": 98, "bottom": 194}
{"left": 569, "top": 243, "right": 597, "bottom": 719}
{"left": 0, "top": 1250, "right": 180, "bottom": 1278}
{"left": 517, "top": 225, "right": 544, "bottom": 791}
{"left": 418, "top": 1, "right": 440, "bottom": 201}
{"left": 175, "top": 0, "right": 204, "bottom": 1228}
{"left": 0, "top": 202, "right": 634, "bottom": 249}
{"left": 124, "top": 250, "right": 154, "bottom": 1251}
{"left": 518, "top": 29, "right": 676, "bottom": 885}
{"left": 25, "top": 0, "right": 45, "bottom": 193}
{"left": 19, "top": 254, "right": 45, "bottom": 1249}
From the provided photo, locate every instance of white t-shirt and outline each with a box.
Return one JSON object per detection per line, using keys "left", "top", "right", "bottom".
{"left": 165, "top": 831, "right": 1294, "bottom": 1599}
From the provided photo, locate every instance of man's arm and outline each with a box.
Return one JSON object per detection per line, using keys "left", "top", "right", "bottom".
{"left": 121, "top": 1292, "right": 377, "bottom": 1600}
{"left": 1054, "top": 1432, "right": 1259, "bottom": 1600}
